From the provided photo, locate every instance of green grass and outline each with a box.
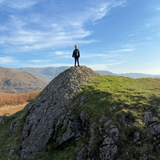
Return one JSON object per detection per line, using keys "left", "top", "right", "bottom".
{"left": 0, "top": 74, "right": 160, "bottom": 159}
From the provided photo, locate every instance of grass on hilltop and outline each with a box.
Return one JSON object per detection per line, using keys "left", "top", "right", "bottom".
{"left": 0, "top": 74, "right": 160, "bottom": 160}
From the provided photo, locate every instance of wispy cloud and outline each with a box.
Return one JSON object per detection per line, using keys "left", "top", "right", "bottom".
{"left": 1, "top": 0, "right": 40, "bottom": 9}
{"left": 30, "top": 60, "right": 50, "bottom": 63}
{"left": 0, "top": 0, "right": 126, "bottom": 52}
{"left": 155, "top": 6, "right": 160, "bottom": 11}
{"left": 0, "top": 57, "right": 18, "bottom": 64}
{"left": 108, "top": 49, "right": 134, "bottom": 53}
{"left": 54, "top": 51, "right": 71, "bottom": 55}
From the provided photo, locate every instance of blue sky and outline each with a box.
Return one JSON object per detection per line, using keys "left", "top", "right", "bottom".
{"left": 0, "top": 0, "right": 160, "bottom": 74}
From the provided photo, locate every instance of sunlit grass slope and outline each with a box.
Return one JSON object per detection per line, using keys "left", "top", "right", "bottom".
{"left": 0, "top": 74, "right": 160, "bottom": 160}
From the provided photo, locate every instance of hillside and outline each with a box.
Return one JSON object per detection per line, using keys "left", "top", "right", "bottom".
{"left": 0, "top": 67, "right": 48, "bottom": 94}
{"left": 0, "top": 66, "right": 160, "bottom": 160}
{"left": 0, "top": 91, "right": 41, "bottom": 116}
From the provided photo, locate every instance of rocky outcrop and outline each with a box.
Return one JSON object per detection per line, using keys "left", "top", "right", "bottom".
{"left": 99, "top": 115, "right": 119, "bottom": 160}
{"left": 20, "top": 66, "right": 97, "bottom": 159}
{"left": 0, "top": 118, "right": 4, "bottom": 125}
{"left": 144, "top": 111, "right": 157, "bottom": 125}
{"left": 144, "top": 111, "right": 160, "bottom": 136}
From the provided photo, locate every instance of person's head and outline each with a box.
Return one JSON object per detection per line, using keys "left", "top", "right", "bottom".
{"left": 75, "top": 45, "right": 78, "bottom": 49}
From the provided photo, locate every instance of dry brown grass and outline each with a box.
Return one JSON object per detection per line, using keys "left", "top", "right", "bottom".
{"left": 0, "top": 103, "right": 28, "bottom": 116}
{"left": 0, "top": 91, "right": 40, "bottom": 108}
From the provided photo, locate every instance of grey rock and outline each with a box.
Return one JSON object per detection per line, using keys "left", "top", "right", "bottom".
{"left": 80, "top": 110, "right": 86, "bottom": 124}
{"left": 102, "top": 137, "right": 114, "bottom": 145}
{"left": 147, "top": 122, "right": 160, "bottom": 136}
{"left": 104, "top": 120, "right": 112, "bottom": 128}
{"left": 76, "top": 148, "right": 85, "bottom": 160}
{"left": 144, "top": 111, "right": 156, "bottom": 125}
{"left": 99, "top": 115, "right": 105, "bottom": 124}
{"left": 80, "top": 95, "right": 85, "bottom": 106}
{"left": 20, "top": 66, "right": 97, "bottom": 159}
{"left": 133, "top": 131, "right": 140, "bottom": 142}
{"left": 0, "top": 118, "right": 4, "bottom": 125}
{"left": 100, "top": 125, "right": 119, "bottom": 160}
{"left": 140, "top": 154, "right": 148, "bottom": 160}
{"left": 119, "top": 115, "right": 127, "bottom": 127}
{"left": 7, "top": 149, "right": 14, "bottom": 157}
{"left": 88, "top": 122, "right": 96, "bottom": 152}
{"left": 105, "top": 125, "right": 119, "bottom": 142}
{"left": 59, "top": 126, "right": 75, "bottom": 145}
{"left": 10, "top": 121, "right": 18, "bottom": 132}
{"left": 99, "top": 145, "right": 118, "bottom": 160}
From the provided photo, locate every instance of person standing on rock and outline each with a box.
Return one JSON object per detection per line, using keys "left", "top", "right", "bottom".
{"left": 72, "top": 45, "right": 80, "bottom": 67}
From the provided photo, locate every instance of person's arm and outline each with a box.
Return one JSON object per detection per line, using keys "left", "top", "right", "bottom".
{"left": 72, "top": 50, "right": 75, "bottom": 57}
{"left": 78, "top": 50, "right": 80, "bottom": 58}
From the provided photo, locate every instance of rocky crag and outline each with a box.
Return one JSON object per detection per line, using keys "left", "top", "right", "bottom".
{"left": 1, "top": 66, "right": 160, "bottom": 160}
{"left": 20, "top": 66, "right": 97, "bottom": 159}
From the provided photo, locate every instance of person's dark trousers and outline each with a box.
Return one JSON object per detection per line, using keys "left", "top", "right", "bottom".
{"left": 75, "top": 56, "right": 79, "bottom": 66}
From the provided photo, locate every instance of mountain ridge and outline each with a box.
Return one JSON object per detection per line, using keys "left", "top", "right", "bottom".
{"left": 11, "top": 67, "right": 160, "bottom": 81}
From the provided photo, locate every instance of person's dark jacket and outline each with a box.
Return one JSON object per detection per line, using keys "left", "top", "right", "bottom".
{"left": 72, "top": 49, "right": 80, "bottom": 58}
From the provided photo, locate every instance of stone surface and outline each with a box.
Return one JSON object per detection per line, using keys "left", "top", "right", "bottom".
{"left": 147, "top": 122, "right": 160, "bottom": 136}
{"left": 7, "top": 149, "right": 14, "bottom": 157}
{"left": 79, "top": 95, "right": 85, "bottom": 106}
{"left": 88, "top": 122, "right": 96, "bottom": 152}
{"left": 133, "top": 131, "right": 140, "bottom": 142}
{"left": 10, "top": 121, "right": 18, "bottom": 132}
{"left": 99, "top": 145, "right": 117, "bottom": 160}
{"left": 0, "top": 118, "right": 4, "bottom": 125}
{"left": 140, "top": 154, "right": 148, "bottom": 160}
{"left": 119, "top": 115, "right": 127, "bottom": 127}
{"left": 76, "top": 148, "right": 85, "bottom": 160}
{"left": 144, "top": 111, "right": 156, "bottom": 125}
{"left": 143, "top": 111, "right": 160, "bottom": 136}
{"left": 99, "top": 125, "right": 119, "bottom": 160}
{"left": 20, "top": 66, "right": 97, "bottom": 159}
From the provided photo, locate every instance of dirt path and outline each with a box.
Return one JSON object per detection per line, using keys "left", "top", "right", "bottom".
{"left": 0, "top": 102, "right": 28, "bottom": 116}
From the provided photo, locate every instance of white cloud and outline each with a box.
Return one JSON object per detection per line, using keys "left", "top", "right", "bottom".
{"left": 109, "top": 49, "right": 133, "bottom": 53}
{"left": 7, "top": 0, "right": 40, "bottom": 9}
{"left": 0, "top": 0, "right": 127, "bottom": 52}
{"left": 54, "top": 51, "right": 70, "bottom": 55}
{"left": 0, "top": 57, "right": 18, "bottom": 64}
{"left": 30, "top": 60, "right": 50, "bottom": 63}
{"left": 106, "top": 61, "right": 124, "bottom": 65}
{"left": 155, "top": 6, "right": 160, "bottom": 11}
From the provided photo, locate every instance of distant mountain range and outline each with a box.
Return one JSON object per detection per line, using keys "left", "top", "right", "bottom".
{"left": 0, "top": 67, "right": 48, "bottom": 94}
{"left": 11, "top": 66, "right": 69, "bottom": 83}
{"left": 11, "top": 67, "right": 160, "bottom": 82}
{"left": 118, "top": 73, "right": 160, "bottom": 78}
